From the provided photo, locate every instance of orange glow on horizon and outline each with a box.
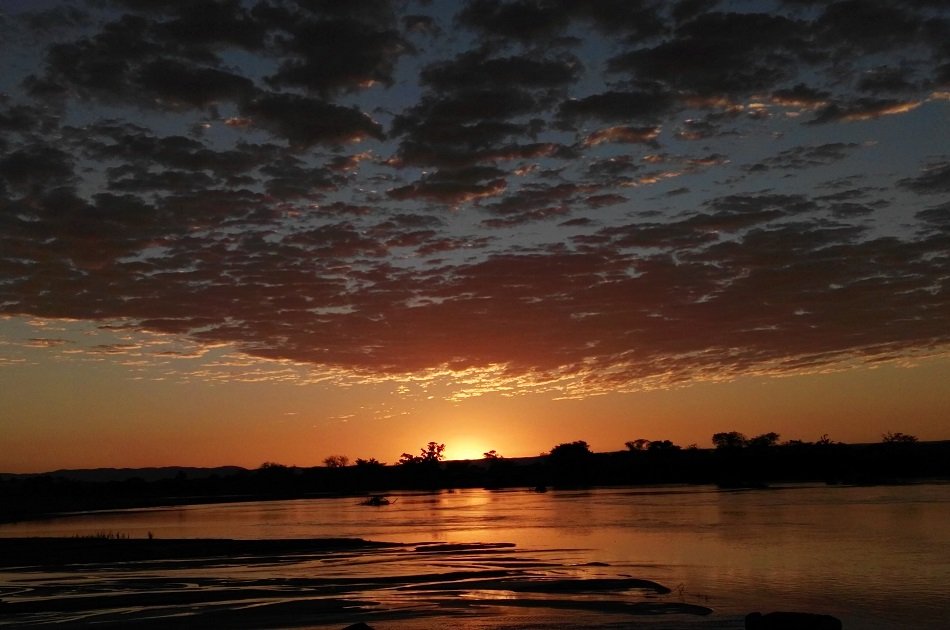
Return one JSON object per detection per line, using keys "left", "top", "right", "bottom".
{"left": 1, "top": 346, "right": 948, "bottom": 474}
{"left": 445, "top": 439, "right": 493, "bottom": 462}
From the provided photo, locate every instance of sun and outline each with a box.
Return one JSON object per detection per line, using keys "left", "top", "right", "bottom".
{"left": 446, "top": 439, "right": 492, "bottom": 461}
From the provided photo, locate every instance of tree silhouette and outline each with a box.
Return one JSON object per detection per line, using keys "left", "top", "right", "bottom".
{"left": 647, "top": 439, "right": 681, "bottom": 452}
{"left": 547, "top": 440, "right": 593, "bottom": 486}
{"left": 420, "top": 441, "right": 446, "bottom": 462}
{"left": 712, "top": 431, "right": 748, "bottom": 449}
{"left": 748, "top": 432, "right": 780, "bottom": 448}
{"left": 399, "top": 441, "right": 446, "bottom": 465}
{"left": 625, "top": 439, "right": 651, "bottom": 451}
{"left": 323, "top": 455, "right": 350, "bottom": 468}
{"left": 483, "top": 449, "right": 502, "bottom": 459}
{"left": 550, "top": 440, "right": 592, "bottom": 459}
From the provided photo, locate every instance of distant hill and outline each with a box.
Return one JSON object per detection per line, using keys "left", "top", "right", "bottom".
{"left": 4, "top": 466, "right": 248, "bottom": 483}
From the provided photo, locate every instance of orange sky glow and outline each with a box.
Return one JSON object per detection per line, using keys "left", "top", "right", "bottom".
{"left": 2, "top": 321, "right": 947, "bottom": 472}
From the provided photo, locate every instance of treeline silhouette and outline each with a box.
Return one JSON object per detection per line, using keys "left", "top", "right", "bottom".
{"left": 2, "top": 433, "right": 948, "bottom": 523}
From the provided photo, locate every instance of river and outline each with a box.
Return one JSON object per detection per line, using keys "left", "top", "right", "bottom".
{"left": 1, "top": 483, "right": 948, "bottom": 629}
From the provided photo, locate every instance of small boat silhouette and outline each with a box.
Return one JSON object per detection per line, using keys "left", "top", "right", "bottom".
{"left": 360, "top": 495, "right": 395, "bottom": 506}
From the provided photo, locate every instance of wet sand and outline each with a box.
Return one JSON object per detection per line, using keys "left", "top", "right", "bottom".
{"left": 0, "top": 537, "right": 730, "bottom": 629}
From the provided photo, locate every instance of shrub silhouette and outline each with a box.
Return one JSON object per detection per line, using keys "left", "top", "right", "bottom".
{"left": 882, "top": 431, "right": 917, "bottom": 443}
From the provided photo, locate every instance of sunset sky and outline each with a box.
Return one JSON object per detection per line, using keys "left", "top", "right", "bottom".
{"left": 1, "top": 0, "right": 948, "bottom": 473}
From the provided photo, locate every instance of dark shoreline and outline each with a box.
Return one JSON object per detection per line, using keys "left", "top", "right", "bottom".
{"left": 4, "top": 439, "right": 948, "bottom": 525}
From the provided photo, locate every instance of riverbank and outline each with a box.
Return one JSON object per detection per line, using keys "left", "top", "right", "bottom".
{"left": 4, "top": 438, "right": 950, "bottom": 525}
{"left": 0, "top": 536, "right": 720, "bottom": 629}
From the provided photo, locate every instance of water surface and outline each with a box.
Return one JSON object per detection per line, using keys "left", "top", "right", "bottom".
{"left": 1, "top": 483, "right": 948, "bottom": 628}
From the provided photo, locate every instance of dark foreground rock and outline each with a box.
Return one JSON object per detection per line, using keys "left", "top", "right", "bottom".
{"left": 746, "top": 611, "right": 843, "bottom": 630}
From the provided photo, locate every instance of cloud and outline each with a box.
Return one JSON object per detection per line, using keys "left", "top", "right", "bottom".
{"left": 403, "top": 14, "right": 441, "bottom": 36}
{"left": 810, "top": 98, "right": 922, "bottom": 123}
{"left": 420, "top": 50, "right": 579, "bottom": 92}
{"left": 0, "top": 144, "right": 74, "bottom": 193}
{"left": 585, "top": 194, "right": 628, "bottom": 208}
{"left": 915, "top": 202, "right": 950, "bottom": 230}
{"left": 583, "top": 126, "right": 660, "bottom": 147}
{"left": 391, "top": 88, "right": 548, "bottom": 168}
{"left": 607, "top": 12, "right": 805, "bottom": 95}
{"left": 0, "top": 0, "right": 948, "bottom": 397}
{"left": 674, "top": 118, "right": 724, "bottom": 141}
{"left": 22, "top": 0, "right": 401, "bottom": 133}
{"left": 260, "top": 156, "right": 338, "bottom": 199}
{"left": 746, "top": 142, "right": 861, "bottom": 172}
{"left": 899, "top": 162, "right": 950, "bottom": 194}
{"left": 79, "top": 124, "right": 276, "bottom": 178}
{"left": 458, "top": 0, "right": 664, "bottom": 42}
{"left": 456, "top": 0, "right": 569, "bottom": 43}
{"left": 240, "top": 93, "right": 384, "bottom": 147}
{"left": 387, "top": 47, "right": 580, "bottom": 171}
{"left": 815, "top": 1, "right": 927, "bottom": 52}
{"left": 388, "top": 168, "right": 508, "bottom": 206}
{"left": 264, "top": 14, "right": 411, "bottom": 95}
{"left": 770, "top": 84, "right": 831, "bottom": 109}
{"left": 856, "top": 66, "right": 917, "bottom": 93}
{"left": 135, "top": 59, "right": 256, "bottom": 109}
{"left": 558, "top": 90, "right": 674, "bottom": 125}
{"left": 0, "top": 103, "right": 53, "bottom": 134}
{"left": 24, "top": 338, "right": 73, "bottom": 348}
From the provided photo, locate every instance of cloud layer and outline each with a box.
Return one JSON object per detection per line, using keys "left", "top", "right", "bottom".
{"left": 1, "top": 0, "right": 948, "bottom": 395}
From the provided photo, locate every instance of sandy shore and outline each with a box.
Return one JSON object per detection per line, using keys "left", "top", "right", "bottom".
{"left": 0, "top": 537, "right": 734, "bottom": 629}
